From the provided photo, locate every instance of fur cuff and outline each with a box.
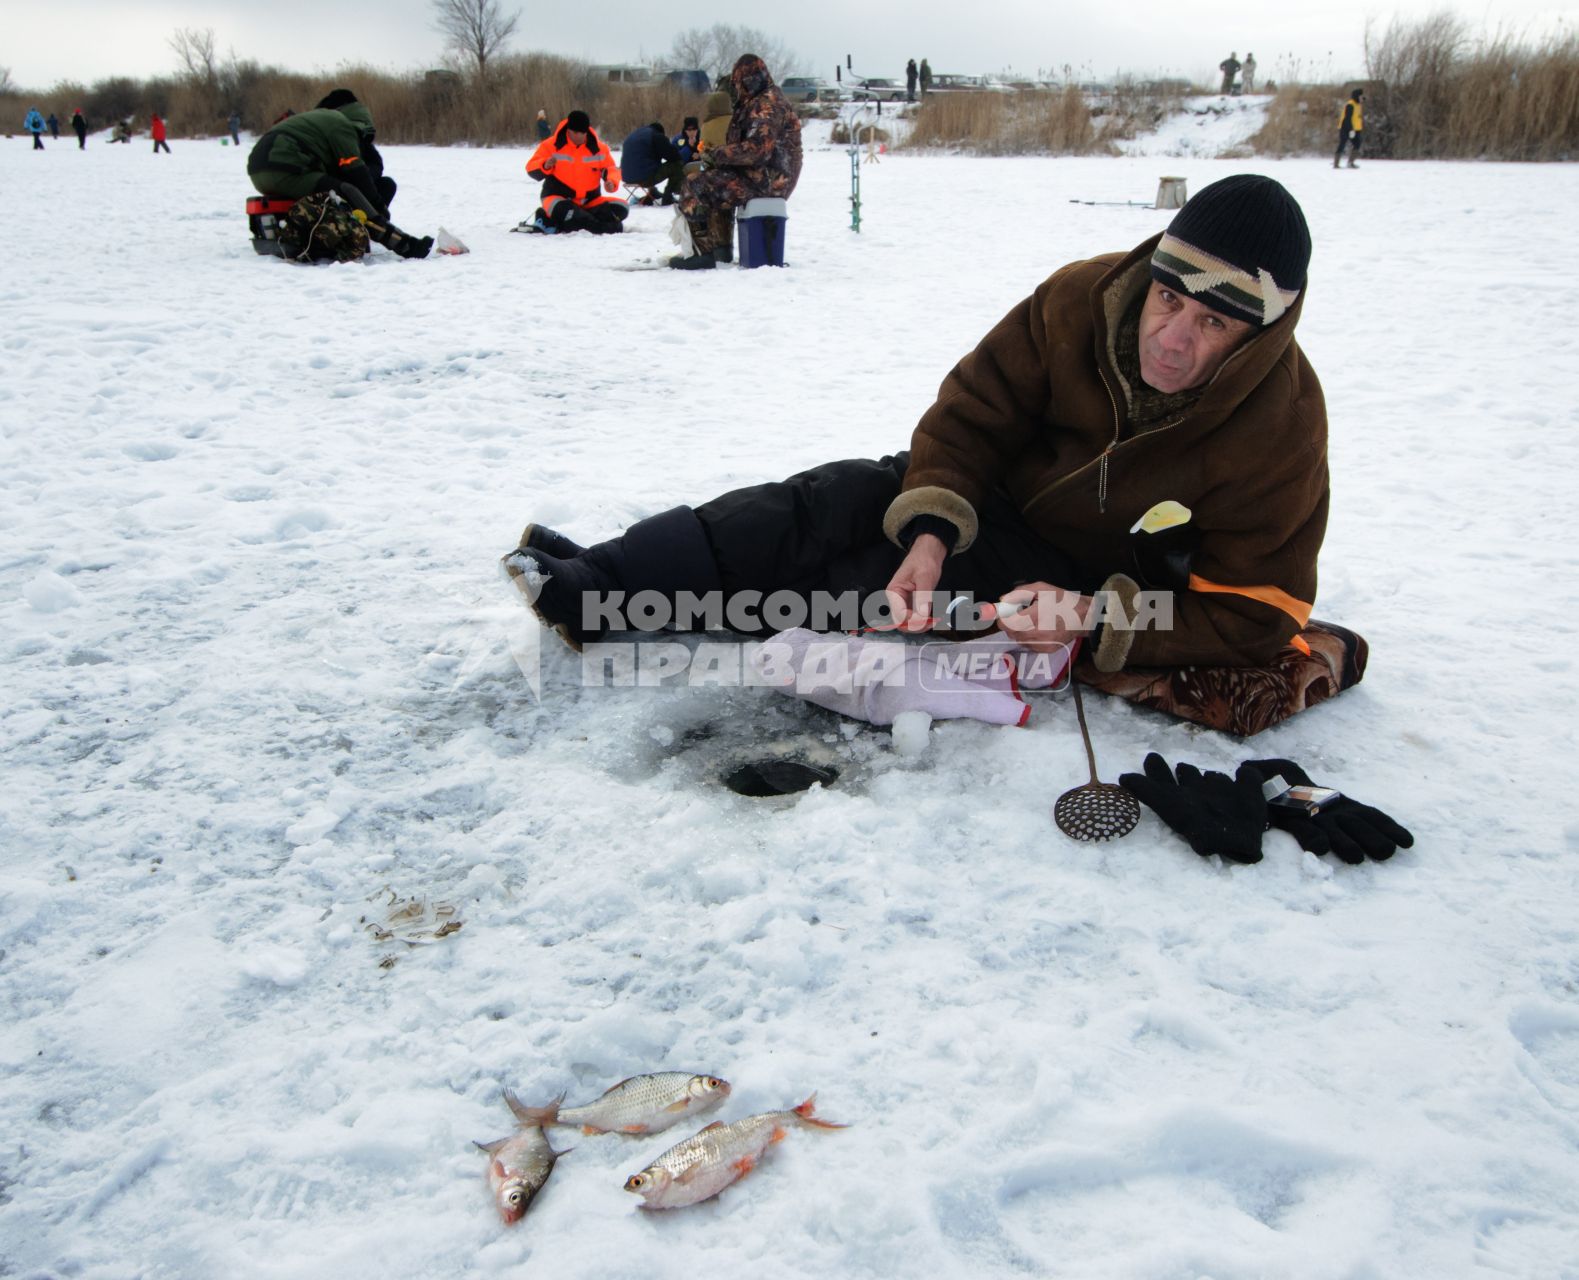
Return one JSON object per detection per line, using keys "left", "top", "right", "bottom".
{"left": 882, "top": 486, "right": 979, "bottom": 552}
{"left": 1091, "top": 573, "right": 1141, "bottom": 672}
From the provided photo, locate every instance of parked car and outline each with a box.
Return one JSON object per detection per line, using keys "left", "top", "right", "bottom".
{"left": 665, "top": 69, "right": 710, "bottom": 95}
{"left": 593, "top": 64, "right": 656, "bottom": 87}
{"left": 793, "top": 87, "right": 847, "bottom": 118}
{"left": 928, "top": 74, "right": 990, "bottom": 93}
{"left": 851, "top": 77, "right": 907, "bottom": 102}
{"left": 779, "top": 77, "right": 827, "bottom": 103}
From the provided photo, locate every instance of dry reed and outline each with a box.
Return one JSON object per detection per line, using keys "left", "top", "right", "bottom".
{"left": 2, "top": 53, "right": 707, "bottom": 150}
{"left": 901, "top": 79, "right": 1183, "bottom": 156}
{"left": 1249, "top": 15, "right": 1579, "bottom": 159}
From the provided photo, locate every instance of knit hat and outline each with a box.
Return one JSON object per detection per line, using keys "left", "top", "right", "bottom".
{"left": 565, "top": 109, "right": 591, "bottom": 132}
{"left": 316, "top": 88, "right": 358, "bottom": 110}
{"left": 1150, "top": 175, "right": 1312, "bottom": 327}
{"left": 682, "top": 116, "right": 699, "bottom": 130}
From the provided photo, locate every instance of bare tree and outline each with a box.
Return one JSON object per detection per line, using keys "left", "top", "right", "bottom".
{"left": 0, "top": 66, "right": 14, "bottom": 96}
{"left": 664, "top": 24, "right": 804, "bottom": 84}
{"left": 169, "top": 27, "right": 220, "bottom": 90}
{"left": 432, "top": 0, "right": 521, "bottom": 78}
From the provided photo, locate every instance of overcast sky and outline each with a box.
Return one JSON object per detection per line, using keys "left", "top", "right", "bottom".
{"left": 8, "top": 0, "right": 1574, "bottom": 92}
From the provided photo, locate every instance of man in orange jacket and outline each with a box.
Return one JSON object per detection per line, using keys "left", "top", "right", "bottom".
{"left": 526, "top": 111, "right": 627, "bottom": 234}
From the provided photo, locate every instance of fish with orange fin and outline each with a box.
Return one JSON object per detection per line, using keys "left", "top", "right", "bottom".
{"left": 622, "top": 1094, "right": 846, "bottom": 1210}
{"left": 515, "top": 1071, "right": 730, "bottom": 1136}
{"left": 475, "top": 1089, "right": 570, "bottom": 1224}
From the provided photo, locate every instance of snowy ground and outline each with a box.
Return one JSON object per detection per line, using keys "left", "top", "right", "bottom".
{"left": 4, "top": 121, "right": 1579, "bottom": 1280}
{"left": 1117, "top": 94, "right": 1271, "bottom": 159}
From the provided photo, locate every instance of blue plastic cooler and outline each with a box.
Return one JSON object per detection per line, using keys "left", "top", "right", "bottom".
{"left": 738, "top": 198, "right": 788, "bottom": 268}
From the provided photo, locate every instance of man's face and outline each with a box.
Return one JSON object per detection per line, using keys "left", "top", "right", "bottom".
{"left": 1137, "top": 281, "right": 1255, "bottom": 394}
{"left": 567, "top": 128, "right": 587, "bottom": 147}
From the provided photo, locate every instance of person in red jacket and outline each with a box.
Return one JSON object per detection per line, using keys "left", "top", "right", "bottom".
{"left": 151, "top": 113, "right": 171, "bottom": 154}
{"left": 525, "top": 111, "right": 627, "bottom": 234}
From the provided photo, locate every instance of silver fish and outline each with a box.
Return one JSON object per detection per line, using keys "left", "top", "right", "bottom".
{"left": 623, "top": 1094, "right": 846, "bottom": 1210}
{"left": 476, "top": 1089, "right": 569, "bottom": 1224}
{"left": 518, "top": 1071, "right": 731, "bottom": 1136}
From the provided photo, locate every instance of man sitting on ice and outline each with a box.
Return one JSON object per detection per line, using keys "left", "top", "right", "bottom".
{"left": 507, "top": 176, "right": 1359, "bottom": 735}
{"left": 248, "top": 91, "right": 433, "bottom": 258}
{"left": 525, "top": 111, "right": 627, "bottom": 235}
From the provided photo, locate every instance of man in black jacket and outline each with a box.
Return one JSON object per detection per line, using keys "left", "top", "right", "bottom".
{"left": 619, "top": 122, "right": 685, "bottom": 205}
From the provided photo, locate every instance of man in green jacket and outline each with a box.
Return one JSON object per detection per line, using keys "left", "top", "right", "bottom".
{"left": 248, "top": 89, "right": 432, "bottom": 258}
{"left": 508, "top": 176, "right": 1324, "bottom": 675}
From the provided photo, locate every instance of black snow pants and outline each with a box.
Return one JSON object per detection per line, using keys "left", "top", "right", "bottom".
{"left": 607, "top": 454, "right": 1088, "bottom": 634}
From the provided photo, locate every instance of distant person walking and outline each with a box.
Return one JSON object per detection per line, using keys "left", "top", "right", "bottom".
{"left": 228, "top": 111, "right": 242, "bottom": 145}
{"left": 47, "top": 112, "right": 60, "bottom": 139}
{"left": 24, "top": 107, "right": 47, "bottom": 150}
{"left": 151, "top": 113, "right": 172, "bottom": 154}
{"left": 1334, "top": 87, "right": 1364, "bottom": 168}
{"left": 906, "top": 58, "right": 918, "bottom": 102}
{"left": 536, "top": 109, "right": 551, "bottom": 141}
{"left": 919, "top": 58, "right": 932, "bottom": 98}
{"left": 1242, "top": 53, "right": 1257, "bottom": 93}
{"left": 1219, "top": 52, "right": 1241, "bottom": 95}
{"left": 71, "top": 108, "right": 87, "bottom": 149}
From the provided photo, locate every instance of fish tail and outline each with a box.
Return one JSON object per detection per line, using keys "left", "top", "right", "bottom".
{"left": 504, "top": 1088, "right": 565, "bottom": 1127}
{"left": 791, "top": 1093, "right": 848, "bottom": 1130}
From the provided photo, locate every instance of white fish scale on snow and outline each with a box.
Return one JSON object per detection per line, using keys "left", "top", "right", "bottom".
{"left": 521, "top": 1071, "right": 730, "bottom": 1135}
{"left": 624, "top": 1095, "right": 847, "bottom": 1210}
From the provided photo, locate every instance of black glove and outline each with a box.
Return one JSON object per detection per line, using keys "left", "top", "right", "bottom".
{"left": 1118, "top": 753, "right": 1267, "bottom": 863}
{"left": 1242, "top": 759, "right": 1413, "bottom": 863}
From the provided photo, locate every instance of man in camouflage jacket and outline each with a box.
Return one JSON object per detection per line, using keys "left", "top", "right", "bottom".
{"left": 672, "top": 55, "right": 802, "bottom": 268}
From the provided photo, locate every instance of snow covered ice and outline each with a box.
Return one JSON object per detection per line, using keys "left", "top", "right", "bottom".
{"left": 4, "top": 113, "right": 1579, "bottom": 1279}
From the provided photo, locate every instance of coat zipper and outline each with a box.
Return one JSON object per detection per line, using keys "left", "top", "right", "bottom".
{"left": 1094, "top": 363, "right": 1123, "bottom": 514}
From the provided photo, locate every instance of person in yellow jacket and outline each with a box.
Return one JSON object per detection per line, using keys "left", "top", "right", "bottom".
{"left": 525, "top": 110, "right": 627, "bottom": 234}
{"left": 1334, "top": 88, "right": 1363, "bottom": 168}
{"left": 697, "top": 91, "right": 731, "bottom": 154}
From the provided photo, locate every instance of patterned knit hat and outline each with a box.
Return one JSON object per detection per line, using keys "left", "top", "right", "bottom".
{"left": 1150, "top": 175, "right": 1312, "bottom": 326}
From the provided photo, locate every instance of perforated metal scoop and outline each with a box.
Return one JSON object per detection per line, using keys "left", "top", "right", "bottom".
{"left": 1054, "top": 679, "right": 1140, "bottom": 841}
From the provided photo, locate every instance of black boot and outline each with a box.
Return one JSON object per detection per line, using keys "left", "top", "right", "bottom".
{"left": 502, "top": 507, "right": 723, "bottom": 650}
{"left": 384, "top": 226, "right": 434, "bottom": 259}
{"left": 669, "top": 251, "right": 716, "bottom": 270}
{"left": 504, "top": 545, "right": 624, "bottom": 650}
{"left": 363, "top": 210, "right": 433, "bottom": 259}
{"left": 518, "top": 524, "right": 588, "bottom": 559}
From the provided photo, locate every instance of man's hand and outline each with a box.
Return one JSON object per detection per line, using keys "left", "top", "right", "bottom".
{"left": 984, "top": 583, "right": 1093, "bottom": 652}
{"left": 603, "top": 170, "right": 619, "bottom": 193}
{"left": 883, "top": 534, "right": 948, "bottom": 632}
{"left": 540, "top": 156, "right": 557, "bottom": 171}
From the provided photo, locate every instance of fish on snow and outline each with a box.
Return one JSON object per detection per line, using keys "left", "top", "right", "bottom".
{"left": 476, "top": 1089, "right": 570, "bottom": 1224}
{"left": 517, "top": 1071, "right": 730, "bottom": 1136}
{"left": 623, "top": 1094, "right": 846, "bottom": 1210}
